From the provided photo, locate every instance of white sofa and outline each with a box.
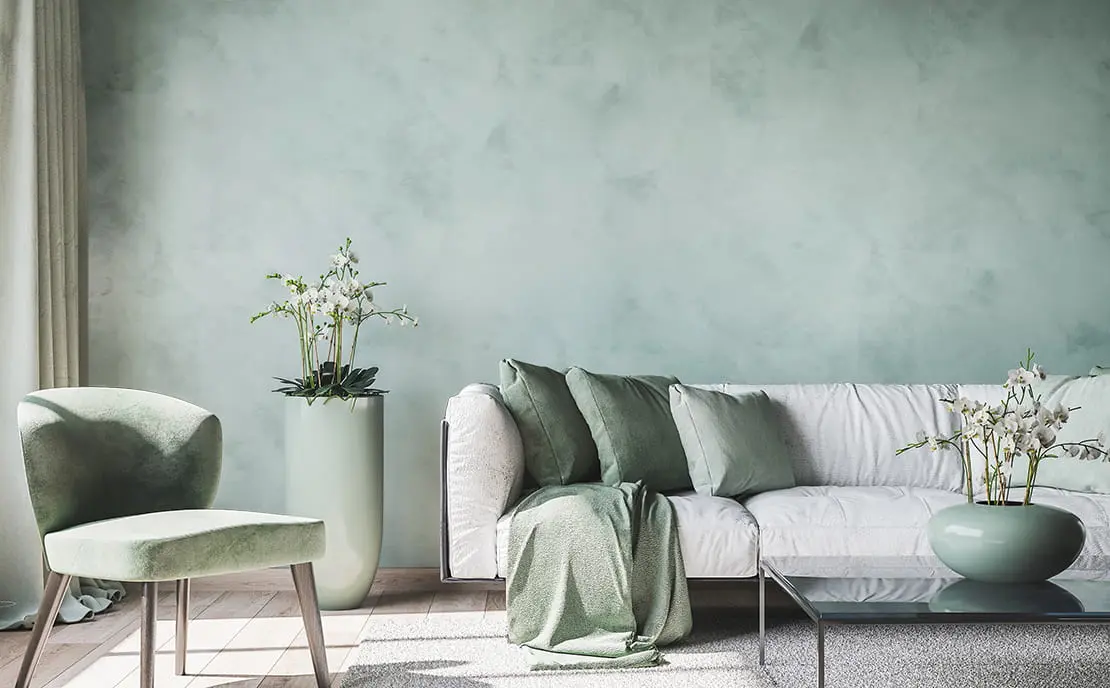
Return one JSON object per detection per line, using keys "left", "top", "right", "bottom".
{"left": 440, "top": 381, "right": 1110, "bottom": 582}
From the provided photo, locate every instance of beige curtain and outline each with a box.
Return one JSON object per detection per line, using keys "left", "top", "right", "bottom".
{"left": 1, "top": 0, "right": 119, "bottom": 631}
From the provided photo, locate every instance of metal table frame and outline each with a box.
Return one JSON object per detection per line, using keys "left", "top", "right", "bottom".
{"left": 757, "top": 561, "right": 1110, "bottom": 688}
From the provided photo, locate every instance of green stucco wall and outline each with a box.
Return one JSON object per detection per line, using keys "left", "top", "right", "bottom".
{"left": 81, "top": 0, "right": 1110, "bottom": 566}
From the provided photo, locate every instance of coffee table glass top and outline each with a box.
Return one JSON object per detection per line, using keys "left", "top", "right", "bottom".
{"left": 762, "top": 556, "right": 1110, "bottom": 622}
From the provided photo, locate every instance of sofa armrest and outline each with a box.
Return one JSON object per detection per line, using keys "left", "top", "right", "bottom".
{"left": 441, "top": 383, "right": 524, "bottom": 580}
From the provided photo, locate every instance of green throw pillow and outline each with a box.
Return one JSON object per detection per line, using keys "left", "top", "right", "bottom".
{"left": 668, "top": 385, "right": 796, "bottom": 497}
{"left": 565, "top": 368, "right": 691, "bottom": 491}
{"left": 499, "top": 359, "right": 599, "bottom": 486}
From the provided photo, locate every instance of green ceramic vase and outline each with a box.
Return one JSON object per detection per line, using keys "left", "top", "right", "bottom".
{"left": 927, "top": 501, "right": 1085, "bottom": 583}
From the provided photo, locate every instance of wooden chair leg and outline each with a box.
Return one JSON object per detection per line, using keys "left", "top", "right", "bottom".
{"left": 140, "top": 582, "right": 157, "bottom": 688}
{"left": 175, "top": 578, "right": 190, "bottom": 675}
{"left": 15, "top": 571, "right": 71, "bottom": 688}
{"left": 291, "top": 563, "right": 330, "bottom": 688}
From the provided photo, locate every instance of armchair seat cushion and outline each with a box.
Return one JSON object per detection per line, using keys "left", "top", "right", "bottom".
{"left": 43, "top": 509, "right": 325, "bottom": 582}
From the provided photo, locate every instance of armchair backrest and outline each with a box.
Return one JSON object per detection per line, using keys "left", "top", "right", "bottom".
{"left": 17, "top": 387, "right": 222, "bottom": 537}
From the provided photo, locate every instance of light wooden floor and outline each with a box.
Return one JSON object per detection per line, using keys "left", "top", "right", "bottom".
{"left": 0, "top": 569, "right": 781, "bottom": 688}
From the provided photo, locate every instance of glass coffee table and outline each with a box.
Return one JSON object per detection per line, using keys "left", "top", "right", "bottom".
{"left": 758, "top": 556, "right": 1110, "bottom": 687}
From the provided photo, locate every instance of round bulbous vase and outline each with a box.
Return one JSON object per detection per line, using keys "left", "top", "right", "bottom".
{"left": 927, "top": 501, "right": 1085, "bottom": 583}
{"left": 285, "top": 395, "right": 384, "bottom": 610}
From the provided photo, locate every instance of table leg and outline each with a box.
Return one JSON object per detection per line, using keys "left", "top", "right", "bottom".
{"left": 816, "top": 619, "right": 825, "bottom": 688}
{"left": 758, "top": 564, "right": 766, "bottom": 666}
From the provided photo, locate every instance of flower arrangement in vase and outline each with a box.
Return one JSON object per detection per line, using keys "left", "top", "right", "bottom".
{"left": 250, "top": 238, "right": 417, "bottom": 609}
{"left": 251, "top": 238, "right": 417, "bottom": 402}
{"left": 898, "top": 350, "right": 1108, "bottom": 582}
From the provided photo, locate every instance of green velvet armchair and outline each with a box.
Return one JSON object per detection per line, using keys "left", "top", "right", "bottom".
{"left": 14, "top": 387, "right": 331, "bottom": 688}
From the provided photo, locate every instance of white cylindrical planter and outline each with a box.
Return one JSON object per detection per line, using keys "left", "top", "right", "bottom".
{"left": 285, "top": 395, "right": 384, "bottom": 610}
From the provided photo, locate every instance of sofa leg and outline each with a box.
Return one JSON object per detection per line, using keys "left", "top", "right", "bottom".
{"left": 758, "top": 564, "right": 766, "bottom": 666}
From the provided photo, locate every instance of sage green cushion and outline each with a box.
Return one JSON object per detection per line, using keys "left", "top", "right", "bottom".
{"left": 43, "top": 509, "right": 325, "bottom": 582}
{"left": 499, "top": 359, "right": 598, "bottom": 485}
{"left": 565, "top": 368, "right": 690, "bottom": 491}
{"left": 1008, "top": 374, "right": 1110, "bottom": 495}
{"left": 669, "top": 385, "right": 795, "bottom": 497}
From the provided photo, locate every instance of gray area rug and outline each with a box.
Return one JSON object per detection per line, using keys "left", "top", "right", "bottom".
{"left": 341, "top": 612, "right": 1110, "bottom": 687}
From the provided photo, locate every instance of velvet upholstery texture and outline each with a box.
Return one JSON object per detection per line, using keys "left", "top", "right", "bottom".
{"left": 43, "top": 509, "right": 325, "bottom": 581}
{"left": 19, "top": 388, "right": 222, "bottom": 536}
{"left": 565, "top": 369, "right": 691, "bottom": 491}
{"left": 18, "top": 387, "right": 325, "bottom": 581}
{"left": 669, "top": 385, "right": 796, "bottom": 497}
{"left": 499, "top": 359, "right": 598, "bottom": 485}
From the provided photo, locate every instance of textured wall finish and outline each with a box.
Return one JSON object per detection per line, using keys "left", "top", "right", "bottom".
{"left": 81, "top": 0, "right": 1110, "bottom": 566}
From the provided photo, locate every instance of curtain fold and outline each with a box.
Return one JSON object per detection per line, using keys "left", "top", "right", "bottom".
{"left": 0, "top": 0, "right": 124, "bottom": 631}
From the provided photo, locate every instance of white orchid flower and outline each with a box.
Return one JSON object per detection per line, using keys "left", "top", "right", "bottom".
{"left": 1005, "top": 367, "right": 1038, "bottom": 387}
{"left": 1037, "top": 405, "right": 1055, "bottom": 428}
{"left": 971, "top": 408, "right": 991, "bottom": 426}
{"left": 950, "top": 398, "right": 974, "bottom": 415}
{"left": 1034, "top": 426, "right": 1056, "bottom": 450}
{"left": 331, "top": 253, "right": 350, "bottom": 268}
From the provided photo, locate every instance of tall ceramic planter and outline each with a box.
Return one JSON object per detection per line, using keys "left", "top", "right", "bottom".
{"left": 928, "top": 502, "right": 1085, "bottom": 583}
{"left": 285, "top": 396, "right": 384, "bottom": 610}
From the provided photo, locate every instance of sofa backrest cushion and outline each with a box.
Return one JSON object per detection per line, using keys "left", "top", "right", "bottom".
{"left": 499, "top": 359, "right": 598, "bottom": 486}
{"left": 960, "top": 376, "right": 1110, "bottom": 495}
{"left": 567, "top": 368, "right": 692, "bottom": 492}
{"left": 700, "top": 383, "right": 963, "bottom": 491}
{"left": 670, "top": 385, "right": 796, "bottom": 497}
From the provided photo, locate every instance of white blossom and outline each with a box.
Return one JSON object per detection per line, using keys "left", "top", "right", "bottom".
{"left": 950, "top": 397, "right": 975, "bottom": 414}
{"left": 1005, "top": 367, "right": 1038, "bottom": 388}
{"left": 1033, "top": 425, "right": 1056, "bottom": 450}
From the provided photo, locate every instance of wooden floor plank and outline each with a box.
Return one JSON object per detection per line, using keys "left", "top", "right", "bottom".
{"left": 0, "top": 641, "right": 98, "bottom": 688}
{"left": 261, "top": 611, "right": 370, "bottom": 687}
{"left": 1, "top": 568, "right": 770, "bottom": 687}
{"left": 113, "top": 591, "right": 277, "bottom": 688}
{"left": 369, "top": 589, "right": 435, "bottom": 618}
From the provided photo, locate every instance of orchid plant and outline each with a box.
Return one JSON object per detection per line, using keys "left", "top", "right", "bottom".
{"left": 898, "top": 351, "right": 1108, "bottom": 506}
{"left": 251, "top": 238, "right": 417, "bottom": 401}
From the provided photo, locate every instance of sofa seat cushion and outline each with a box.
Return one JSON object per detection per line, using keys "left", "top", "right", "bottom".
{"left": 744, "top": 486, "right": 966, "bottom": 559}
{"left": 44, "top": 509, "right": 325, "bottom": 582}
{"left": 496, "top": 490, "right": 759, "bottom": 578}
